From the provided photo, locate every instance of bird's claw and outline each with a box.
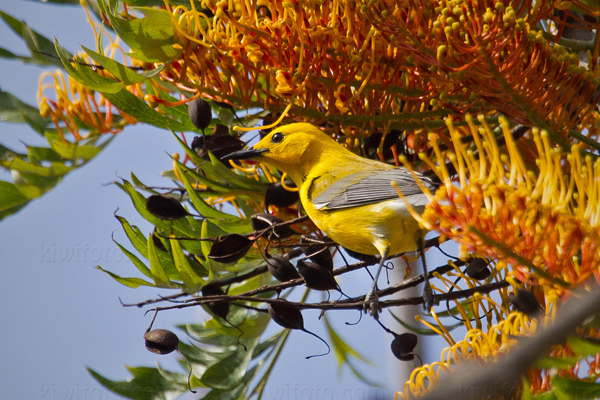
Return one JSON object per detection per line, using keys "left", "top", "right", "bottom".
{"left": 364, "top": 290, "right": 381, "bottom": 319}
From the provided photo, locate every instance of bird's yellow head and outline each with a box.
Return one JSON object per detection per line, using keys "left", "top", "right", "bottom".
{"left": 224, "top": 123, "right": 340, "bottom": 183}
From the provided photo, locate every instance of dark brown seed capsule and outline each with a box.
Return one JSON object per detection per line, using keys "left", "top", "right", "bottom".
{"left": 146, "top": 195, "right": 189, "bottom": 220}
{"left": 188, "top": 97, "right": 212, "bottom": 131}
{"left": 191, "top": 124, "right": 245, "bottom": 161}
{"left": 151, "top": 231, "right": 167, "bottom": 252}
{"left": 208, "top": 234, "right": 254, "bottom": 263}
{"left": 465, "top": 258, "right": 491, "bottom": 280}
{"left": 297, "top": 259, "right": 338, "bottom": 291}
{"left": 300, "top": 236, "right": 334, "bottom": 271}
{"left": 509, "top": 289, "right": 542, "bottom": 316}
{"left": 144, "top": 329, "right": 179, "bottom": 355}
{"left": 265, "top": 254, "right": 300, "bottom": 282}
{"left": 201, "top": 284, "right": 229, "bottom": 319}
{"left": 265, "top": 181, "right": 299, "bottom": 209}
{"left": 251, "top": 213, "right": 296, "bottom": 239}
{"left": 391, "top": 333, "right": 418, "bottom": 361}
{"left": 268, "top": 301, "right": 304, "bottom": 330}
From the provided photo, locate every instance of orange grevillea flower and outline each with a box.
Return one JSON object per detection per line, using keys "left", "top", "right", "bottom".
{"left": 154, "top": 0, "right": 599, "bottom": 145}
{"left": 406, "top": 116, "right": 600, "bottom": 291}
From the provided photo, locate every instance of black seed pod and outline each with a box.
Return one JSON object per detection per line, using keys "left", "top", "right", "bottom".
{"left": 208, "top": 234, "right": 254, "bottom": 263}
{"left": 297, "top": 259, "right": 338, "bottom": 291}
{"left": 144, "top": 329, "right": 179, "bottom": 355}
{"left": 201, "top": 284, "right": 230, "bottom": 319}
{"left": 188, "top": 97, "right": 212, "bottom": 131}
{"left": 265, "top": 181, "right": 299, "bottom": 209}
{"left": 391, "top": 333, "right": 418, "bottom": 361}
{"left": 268, "top": 301, "right": 304, "bottom": 330}
{"left": 151, "top": 232, "right": 167, "bottom": 252}
{"left": 509, "top": 289, "right": 542, "bottom": 316}
{"left": 269, "top": 300, "right": 332, "bottom": 359}
{"left": 265, "top": 254, "right": 300, "bottom": 282}
{"left": 146, "top": 195, "right": 188, "bottom": 220}
{"left": 465, "top": 258, "right": 491, "bottom": 280}
{"left": 191, "top": 124, "right": 245, "bottom": 161}
{"left": 251, "top": 213, "right": 296, "bottom": 239}
{"left": 300, "top": 236, "right": 334, "bottom": 271}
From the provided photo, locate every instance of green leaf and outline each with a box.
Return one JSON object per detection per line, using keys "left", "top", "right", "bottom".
{"left": 553, "top": 376, "right": 600, "bottom": 400}
{"left": 55, "top": 38, "right": 125, "bottom": 94}
{"left": 533, "top": 356, "right": 579, "bottom": 369}
{"left": 1, "top": 155, "right": 73, "bottom": 177}
{"left": 201, "top": 332, "right": 260, "bottom": 389}
{"left": 147, "top": 234, "right": 174, "bottom": 288}
{"left": 115, "top": 214, "right": 149, "bottom": 258}
{"left": 82, "top": 45, "right": 165, "bottom": 86}
{"left": 0, "top": 46, "right": 36, "bottom": 64}
{"left": 112, "top": 238, "right": 153, "bottom": 279}
{"left": 95, "top": 265, "right": 154, "bottom": 288}
{"left": 0, "top": 180, "right": 29, "bottom": 213}
{"left": 45, "top": 131, "right": 105, "bottom": 161}
{"left": 97, "top": 1, "right": 180, "bottom": 62}
{"left": 0, "top": 89, "right": 49, "bottom": 130}
{"left": 170, "top": 238, "right": 205, "bottom": 292}
{"left": 175, "top": 160, "right": 253, "bottom": 234}
{"left": 103, "top": 88, "right": 188, "bottom": 130}
{"left": 0, "top": 10, "right": 67, "bottom": 66}
{"left": 89, "top": 366, "right": 186, "bottom": 400}
{"left": 567, "top": 336, "right": 600, "bottom": 357}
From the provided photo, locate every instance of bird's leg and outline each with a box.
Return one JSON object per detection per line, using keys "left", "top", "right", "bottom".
{"left": 419, "top": 238, "right": 434, "bottom": 311}
{"left": 364, "top": 249, "right": 388, "bottom": 319}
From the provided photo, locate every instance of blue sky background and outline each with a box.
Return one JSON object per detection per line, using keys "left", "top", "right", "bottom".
{"left": 0, "top": 1, "right": 448, "bottom": 399}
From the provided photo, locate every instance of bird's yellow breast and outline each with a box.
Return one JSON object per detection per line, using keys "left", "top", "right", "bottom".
{"left": 300, "top": 190, "right": 426, "bottom": 257}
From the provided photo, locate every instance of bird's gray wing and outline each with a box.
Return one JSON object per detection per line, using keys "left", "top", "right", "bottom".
{"left": 313, "top": 168, "right": 436, "bottom": 210}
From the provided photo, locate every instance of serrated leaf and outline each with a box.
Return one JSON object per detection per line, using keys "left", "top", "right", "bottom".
{"left": 83, "top": 45, "right": 165, "bottom": 85}
{"left": 95, "top": 265, "right": 154, "bottom": 288}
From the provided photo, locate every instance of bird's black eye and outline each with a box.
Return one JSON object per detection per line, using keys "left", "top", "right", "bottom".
{"left": 271, "top": 132, "right": 284, "bottom": 143}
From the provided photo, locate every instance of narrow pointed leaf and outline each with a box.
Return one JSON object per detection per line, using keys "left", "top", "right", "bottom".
{"left": 147, "top": 234, "right": 173, "bottom": 288}
{"left": 95, "top": 266, "right": 154, "bottom": 288}
{"left": 170, "top": 238, "right": 205, "bottom": 291}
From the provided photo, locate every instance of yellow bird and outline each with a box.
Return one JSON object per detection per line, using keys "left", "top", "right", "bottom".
{"left": 224, "top": 123, "right": 437, "bottom": 316}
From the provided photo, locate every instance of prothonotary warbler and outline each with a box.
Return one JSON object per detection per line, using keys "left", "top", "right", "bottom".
{"left": 224, "top": 123, "right": 438, "bottom": 317}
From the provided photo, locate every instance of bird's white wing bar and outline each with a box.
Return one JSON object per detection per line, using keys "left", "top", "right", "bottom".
{"left": 313, "top": 168, "right": 436, "bottom": 210}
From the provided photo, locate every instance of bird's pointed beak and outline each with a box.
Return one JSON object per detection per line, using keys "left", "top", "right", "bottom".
{"left": 221, "top": 147, "right": 268, "bottom": 161}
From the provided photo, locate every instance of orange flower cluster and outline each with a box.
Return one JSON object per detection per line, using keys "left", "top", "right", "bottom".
{"left": 416, "top": 116, "right": 600, "bottom": 290}
{"left": 161, "top": 0, "right": 599, "bottom": 144}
